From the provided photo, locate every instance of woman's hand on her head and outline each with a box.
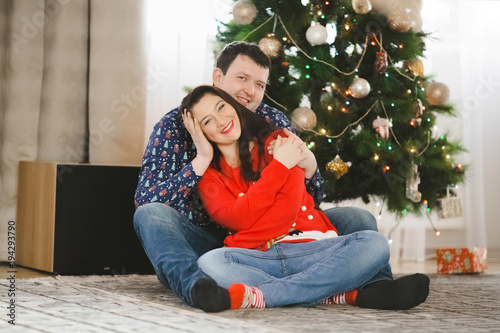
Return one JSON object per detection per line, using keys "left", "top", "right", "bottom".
{"left": 272, "top": 133, "right": 307, "bottom": 169}
{"left": 182, "top": 109, "right": 213, "bottom": 175}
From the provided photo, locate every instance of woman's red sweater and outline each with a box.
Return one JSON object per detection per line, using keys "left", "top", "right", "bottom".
{"left": 197, "top": 130, "right": 336, "bottom": 250}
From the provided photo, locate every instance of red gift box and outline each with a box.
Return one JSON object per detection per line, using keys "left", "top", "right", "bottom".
{"left": 437, "top": 247, "right": 487, "bottom": 274}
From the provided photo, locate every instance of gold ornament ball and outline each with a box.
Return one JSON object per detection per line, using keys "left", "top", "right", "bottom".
{"left": 349, "top": 76, "right": 371, "bottom": 98}
{"left": 291, "top": 107, "right": 317, "bottom": 132}
{"left": 387, "top": 10, "right": 412, "bottom": 33}
{"left": 326, "top": 155, "right": 350, "bottom": 179}
{"left": 232, "top": 0, "right": 258, "bottom": 25}
{"left": 426, "top": 81, "right": 450, "bottom": 105}
{"left": 258, "top": 35, "right": 282, "bottom": 59}
{"left": 306, "top": 23, "right": 328, "bottom": 46}
{"left": 403, "top": 59, "right": 424, "bottom": 77}
{"left": 352, "top": 0, "right": 372, "bottom": 14}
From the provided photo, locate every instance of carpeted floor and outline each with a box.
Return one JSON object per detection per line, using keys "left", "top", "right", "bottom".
{"left": 1, "top": 274, "right": 499, "bottom": 332}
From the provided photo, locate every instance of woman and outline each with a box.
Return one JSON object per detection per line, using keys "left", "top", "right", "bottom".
{"left": 180, "top": 85, "right": 429, "bottom": 310}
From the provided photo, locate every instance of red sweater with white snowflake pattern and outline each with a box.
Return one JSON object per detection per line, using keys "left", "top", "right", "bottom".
{"left": 197, "top": 130, "right": 336, "bottom": 250}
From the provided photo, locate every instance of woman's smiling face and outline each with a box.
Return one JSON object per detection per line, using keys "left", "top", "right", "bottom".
{"left": 190, "top": 93, "right": 241, "bottom": 146}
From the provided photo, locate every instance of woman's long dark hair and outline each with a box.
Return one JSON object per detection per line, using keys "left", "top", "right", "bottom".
{"left": 179, "top": 85, "right": 278, "bottom": 182}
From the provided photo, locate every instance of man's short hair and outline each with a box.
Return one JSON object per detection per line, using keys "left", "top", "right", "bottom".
{"left": 216, "top": 41, "right": 271, "bottom": 74}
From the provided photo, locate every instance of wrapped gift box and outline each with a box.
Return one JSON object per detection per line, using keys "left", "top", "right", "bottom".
{"left": 437, "top": 247, "right": 487, "bottom": 274}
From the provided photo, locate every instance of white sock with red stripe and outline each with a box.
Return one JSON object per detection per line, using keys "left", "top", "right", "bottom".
{"left": 228, "top": 283, "right": 266, "bottom": 309}
{"left": 321, "top": 289, "right": 358, "bottom": 305}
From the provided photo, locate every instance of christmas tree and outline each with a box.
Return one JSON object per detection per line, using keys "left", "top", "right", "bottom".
{"left": 216, "top": 0, "right": 466, "bottom": 216}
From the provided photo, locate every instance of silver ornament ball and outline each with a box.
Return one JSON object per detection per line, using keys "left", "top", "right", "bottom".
{"left": 291, "top": 107, "right": 317, "bottom": 132}
{"left": 306, "top": 23, "right": 328, "bottom": 46}
{"left": 349, "top": 76, "right": 371, "bottom": 98}
{"left": 232, "top": 0, "right": 258, "bottom": 25}
{"left": 352, "top": 0, "right": 372, "bottom": 14}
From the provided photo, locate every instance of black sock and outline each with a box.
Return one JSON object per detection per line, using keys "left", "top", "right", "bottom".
{"left": 356, "top": 273, "right": 430, "bottom": 310}
{"left": 191, "top": 278, "right": 230, "bottom": 312}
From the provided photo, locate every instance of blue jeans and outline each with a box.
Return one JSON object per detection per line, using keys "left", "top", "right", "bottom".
{"left": 133, "top": 203, "right": 391, "bottom": 307}
{"left": 133, "top": 203, "right": 226, "bottom": 306}
{"left": 198, "top": 231, "right": 390, "bottom": 307}
{"left": 323, "top": 207, "right": 393, "bottom": 281}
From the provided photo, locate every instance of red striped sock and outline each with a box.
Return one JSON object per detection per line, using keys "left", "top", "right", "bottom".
{"left": 321, "top": 289, "right": 358, "bottom": 305}
{"left": 228, "top": 283, "right": 266, "bottom": 309}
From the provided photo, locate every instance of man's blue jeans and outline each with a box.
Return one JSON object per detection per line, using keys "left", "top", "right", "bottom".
{"left": 323, "top": 207, "right": 393, "bottom": 282}
{"left": 133, "top": 203, "right": 392, "bottom": 307}
{"left": 198, "top": 231, "right": 390, "bottom": 307}
{"left": 133, "top": 203, "right": 226, "bottom": 306}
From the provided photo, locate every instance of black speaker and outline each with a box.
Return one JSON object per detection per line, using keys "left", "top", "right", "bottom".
{"left": 17, "top": 162, "right": 154, "bottom": 275}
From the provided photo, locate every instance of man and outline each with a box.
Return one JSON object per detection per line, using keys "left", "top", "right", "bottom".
{"left": 133, "top": 42, "right": 428, "bottom": 312}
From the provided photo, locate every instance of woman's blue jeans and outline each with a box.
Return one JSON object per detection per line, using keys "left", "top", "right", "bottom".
{"left": 133, "top": 203, "right": 392, "bottom": 307}
{"left": 198, "top": 231, "right": 391, "bottom": 307}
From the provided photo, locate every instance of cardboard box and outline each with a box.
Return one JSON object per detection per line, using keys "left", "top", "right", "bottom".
{"left": 437, "top": 247, "right": 487, "bottom": 274}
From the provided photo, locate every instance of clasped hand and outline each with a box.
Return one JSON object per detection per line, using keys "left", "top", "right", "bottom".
{"left": 269, "top": 128, "right": 318, "bottom": 178}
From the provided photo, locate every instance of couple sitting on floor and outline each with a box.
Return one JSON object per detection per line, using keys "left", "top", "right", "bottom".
{"left": 133, "top": 42, "right": 429, "bottom": 312}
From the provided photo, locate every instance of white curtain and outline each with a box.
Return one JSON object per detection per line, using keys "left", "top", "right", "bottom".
{"left": 144, "top": 0, "right": 233, "bottom": 141}
{"left": 88, "top": 0, "right": 146, "bottom": 164}
{"left": 455, "top": 0, "right": 499, "bottom": 252}
{"left": 418, "top": 0, "right": 499, "bottom": 255}
{"left": 0, "top": 0, "right": 88, "bottom": 261}
{"left": 0, "top": 0, "right": 146, "bottom": 261}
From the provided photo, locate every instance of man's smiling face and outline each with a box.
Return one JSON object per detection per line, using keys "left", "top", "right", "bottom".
{"left": 213, "top": 54, "right": 269, "bottom": 112}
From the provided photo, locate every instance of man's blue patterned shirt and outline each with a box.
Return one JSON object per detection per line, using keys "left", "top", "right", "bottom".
{"left": 134, "top": 103, "right": 324, "bottom": 228}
